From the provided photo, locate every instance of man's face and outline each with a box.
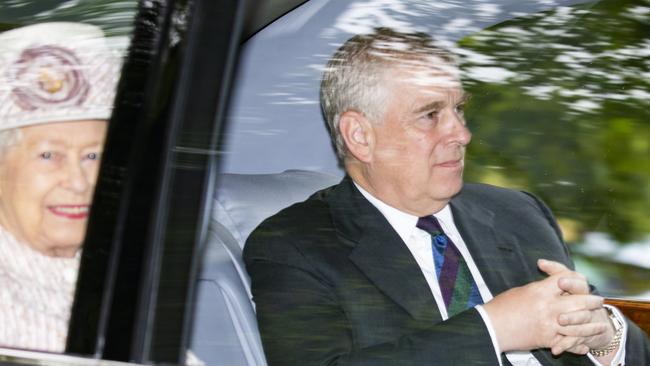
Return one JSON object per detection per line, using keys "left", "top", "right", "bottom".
{"left": 0, "top": 120, "right": 107, "bottom": 257}
{"left": 365, "top": 63, "right": 471, "bottom": 216}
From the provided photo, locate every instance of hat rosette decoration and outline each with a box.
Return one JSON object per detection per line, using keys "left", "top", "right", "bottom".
{"left": 0, "top": 22, "right": 124, "bottom": 131}
{"left": 9, "top": 45, "right": 91, "bottom": 111}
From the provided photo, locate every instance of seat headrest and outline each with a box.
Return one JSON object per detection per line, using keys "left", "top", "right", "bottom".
{"left": 213, "top": 169, "right": 340, "bottom": 249}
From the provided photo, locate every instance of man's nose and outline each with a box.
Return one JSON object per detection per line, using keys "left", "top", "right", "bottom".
{"left": 446, "top": 110, "right": 472, "bottom": 146}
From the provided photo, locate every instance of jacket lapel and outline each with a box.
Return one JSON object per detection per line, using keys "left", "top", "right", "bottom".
{"left": 328, "top": 177, "right": 440, "bottom": 323}
{"left": 449, "top": 193, "right": 521, "bottom": 297}
{"left": 450, "top": 188, "right": 588, "bottom": 366}
{"left": 349, "top": 225, "right": 441, "bottom": 323}
{"left": 326, "top": 180, "right": 589, "bottom": 366}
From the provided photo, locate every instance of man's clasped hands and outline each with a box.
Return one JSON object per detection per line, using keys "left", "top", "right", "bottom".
{"left": 484, "top": 259, "right": 616, "bottom": 359}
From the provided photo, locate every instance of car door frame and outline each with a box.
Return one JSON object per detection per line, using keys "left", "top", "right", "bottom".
{"left": 66, "top": 0, "right": 248, "bottom": 364}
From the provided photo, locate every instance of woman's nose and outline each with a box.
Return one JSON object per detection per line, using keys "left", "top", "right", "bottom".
{"left": 62, "top": 160, "right": 90, "bottom": 193}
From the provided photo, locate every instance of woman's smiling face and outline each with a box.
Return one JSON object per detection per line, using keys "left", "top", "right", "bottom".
{"left": 0, "top": 119, "right": 107, "bottom": 257}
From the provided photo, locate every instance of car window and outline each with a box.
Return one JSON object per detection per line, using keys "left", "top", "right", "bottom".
{"left": 0, "top": 0, "right": 137, "bottom": 361}
{"left": 223, "top": 0, "right": 650, "bottom": 301}
{"left": 3, "top": 0, "right": 647, "bottom": 365}
{"left": 457, "top": 0, "right": 650, "bottom": 300}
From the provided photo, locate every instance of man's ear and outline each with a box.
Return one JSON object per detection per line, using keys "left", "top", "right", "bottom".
{"left": 339, "top": 110, "right": 374, "bottom": 163}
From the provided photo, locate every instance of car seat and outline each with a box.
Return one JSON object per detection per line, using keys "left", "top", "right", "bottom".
{"left": 189, "top": 169, "right": 340, "bottom": 366}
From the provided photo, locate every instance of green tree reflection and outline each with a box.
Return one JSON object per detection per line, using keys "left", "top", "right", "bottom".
{"left": 459, "top": 0, "right": 650, "bottom": 244}
{"left": 0, "top": 0, "right": 136, "bottom": 35}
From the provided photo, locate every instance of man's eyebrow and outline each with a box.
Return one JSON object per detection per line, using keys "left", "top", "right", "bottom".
{"left": 413, "top": 92, "right": 471, "bottom": 114}
{"left": 414, "top": 101, "right": 445, "bottom": 114}
{"left": 459, "top": 92, "right": 471, "bottom": 104}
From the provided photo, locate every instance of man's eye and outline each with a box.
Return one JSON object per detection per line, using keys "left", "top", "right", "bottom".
{"left": 426, "top": 111, "right": 439, "bottom": 119}
{"left": 40, "top": 152, "right": 53, "bottom": 160}
{"left": 455, "top": 104, "right": 465, "bottom": 114}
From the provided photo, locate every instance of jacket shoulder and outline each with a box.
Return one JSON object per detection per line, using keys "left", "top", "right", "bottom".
{"left": 457, "top": 182, "right": 542, "bottom": 212}
{"left": 243, "top": 186, "right": 337, "bottom": 263}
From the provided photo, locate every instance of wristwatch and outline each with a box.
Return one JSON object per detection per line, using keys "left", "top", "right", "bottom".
{"left": 589, "top": 307, "right": 624, "bottom": 357}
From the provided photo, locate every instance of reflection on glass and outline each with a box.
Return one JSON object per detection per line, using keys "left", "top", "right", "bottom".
{"left": 0, "top": 0, "right": 136, "bottom": 36}
{"left": 225, "top": 0, "right": 648, "bottom": 299}
{"left": 458, "top": 0, "right": 650, "bottom": 299}
{"left": 0, "top": 21, "right": 124, "bottom": 352}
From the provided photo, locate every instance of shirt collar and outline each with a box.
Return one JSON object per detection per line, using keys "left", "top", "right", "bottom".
{"left": 353, "top": 182, "right": 452, "bottom": 243}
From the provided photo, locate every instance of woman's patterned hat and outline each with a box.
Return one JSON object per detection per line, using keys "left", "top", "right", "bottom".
{"left": 0, "top": 22, "right": 123, "bottom": 131}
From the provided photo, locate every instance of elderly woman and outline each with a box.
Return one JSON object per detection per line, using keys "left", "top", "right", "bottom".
{"left": 0, "top": 22, "right": 121, "bottom": 352}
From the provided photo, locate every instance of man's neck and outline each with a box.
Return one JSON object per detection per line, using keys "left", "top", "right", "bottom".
{"left": 346, "top": 166, "right": 449, "bottom": 216}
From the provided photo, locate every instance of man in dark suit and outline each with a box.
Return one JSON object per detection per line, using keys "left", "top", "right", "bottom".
{"left": 244, "top": 28, "right": 650, "bottom": 365}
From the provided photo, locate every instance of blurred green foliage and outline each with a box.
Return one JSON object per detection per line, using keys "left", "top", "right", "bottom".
{"left": 459, "top": 0, "right": 650, "bottom": 244}
{"left": 0, "top": 0, "right": 137, "bottom": 36}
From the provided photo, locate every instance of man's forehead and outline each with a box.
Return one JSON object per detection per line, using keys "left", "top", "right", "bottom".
{"left": 387, "top": 61, "right": 462, "bottom": 92}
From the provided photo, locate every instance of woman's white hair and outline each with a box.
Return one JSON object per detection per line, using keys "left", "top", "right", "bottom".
{"left": 320, "top": 27, "right": 457, "bottom": 160}
{"left": 0, "top": 128, "right": 21, "bottom": 156}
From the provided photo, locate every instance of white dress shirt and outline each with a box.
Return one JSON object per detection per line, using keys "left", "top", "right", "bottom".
{"left": 354, "top": 183, "right": 626, "bottom": 366}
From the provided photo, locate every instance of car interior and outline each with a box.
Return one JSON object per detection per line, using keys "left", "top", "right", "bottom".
{"left": 187, "top": 1, "right": 650, "bottom": 365}
{"left": 0, "top": 0, "right": 648, "bottom": 365}
{"left": 190, "top": 170, "right": 339, "bottom": 365}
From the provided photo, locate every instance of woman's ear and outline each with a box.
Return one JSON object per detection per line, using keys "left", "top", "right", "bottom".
{"left": 339, "top": 110, "right": 374, "bottom": 163}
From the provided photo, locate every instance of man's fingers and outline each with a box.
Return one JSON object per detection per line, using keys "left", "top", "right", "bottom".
{"left": 538, "top": 259, "right": 587, "bottom": 283}
{"left": 558, "top": 309, "right": 593, "bottom": 326}
{"left": 557, "top": 277, "right": 590, "bottom": 295}
{"left": 552, "top": 343, "right": 589, "bottom": 356}
{"left": 573, "top": 344, "right": 590, "bottom": 355}
{"left": 538, "top": 259, "right": 569, "bottom": 276}
{"left": 551, "top": 335, "right": 587, "bottom": 355}
{"left": 558, "top": 322, "right": 608, "bottom": 338}
{"left": 558, "top": 343, "right": 590, "bottom": 355}
{"left": 583, "top": 295, "right": 604, "bottom": 310}
{"left": 557, "top": 294, "right": 604, "bottom": 313}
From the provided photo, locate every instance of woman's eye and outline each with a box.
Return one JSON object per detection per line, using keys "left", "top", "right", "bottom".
{"left": 39, "top": 151, "right": 64, "bottom": 162}
{"left": 86, "top": 152, "right": 98, "bottom": 160}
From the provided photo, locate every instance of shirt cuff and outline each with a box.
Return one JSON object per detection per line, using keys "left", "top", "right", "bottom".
{"left": 587, "top": 304, "right": 628, "bottom": 366}
{"left": 475, "top": 304, "right": 503, "bottom": 366}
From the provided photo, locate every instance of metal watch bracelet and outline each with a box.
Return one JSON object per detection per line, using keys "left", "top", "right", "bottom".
{"left": 589, "top": 307, "right": 624, "bottom": 357}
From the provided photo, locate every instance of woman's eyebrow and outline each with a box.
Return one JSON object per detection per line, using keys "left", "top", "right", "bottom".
{"left": 26, "top": 139, "right": 103, "bottom": 149}
{"left": 26, "top": 139, "right": 66, "bottom": 148}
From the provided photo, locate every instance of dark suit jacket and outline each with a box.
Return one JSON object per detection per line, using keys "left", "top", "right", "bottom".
{"left": 244, "top": 176, "right": 650, "bottom": 365}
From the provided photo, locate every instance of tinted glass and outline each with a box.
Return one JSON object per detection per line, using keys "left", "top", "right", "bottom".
{"left": 0, "top": 0, "right": 137, "bottom": 357}
{"left": 223, "top": 0, "right": 650, "bottom": 300}
{"left": 458, "top": 0, "right": 650, "bottom": 299}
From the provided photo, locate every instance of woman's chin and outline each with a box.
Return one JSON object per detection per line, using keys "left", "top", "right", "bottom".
{"left": 34, "top": 238, "right": 83, "bottom": 258}
{"left": 47, "top": 245, "right": 81, "bottom": 258}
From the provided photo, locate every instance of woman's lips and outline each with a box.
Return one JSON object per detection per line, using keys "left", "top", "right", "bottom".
{"left": 47, "top": 205, "right": 89, "bottom": 219}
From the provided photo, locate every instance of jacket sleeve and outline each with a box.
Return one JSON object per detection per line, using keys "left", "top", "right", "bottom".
{"left": 523, "top": 191, "right": 650, "bottom": 364}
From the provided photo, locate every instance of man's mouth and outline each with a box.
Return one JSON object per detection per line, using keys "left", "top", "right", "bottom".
{"left": 436, "top": 159, "right": 463, "bottom": 168}
{"left": 47, "top": 205, "right": 90, "bottom": 219}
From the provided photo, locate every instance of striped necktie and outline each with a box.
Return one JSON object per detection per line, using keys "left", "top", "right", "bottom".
{"left": 416, "top": 215, "right": 483, "bottom": 317}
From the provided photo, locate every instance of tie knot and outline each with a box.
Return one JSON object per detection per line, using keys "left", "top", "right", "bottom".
{"left": 416, "top": 215, "right": 443, "bottom": 236}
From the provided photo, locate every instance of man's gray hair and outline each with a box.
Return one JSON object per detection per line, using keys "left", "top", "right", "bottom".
{"left": 320, "top": 27, "right": 456, "bottom": 160}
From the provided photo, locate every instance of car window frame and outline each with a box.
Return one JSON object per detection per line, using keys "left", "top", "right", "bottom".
{"left": 66, "top": 0, "right": 247, "bottom": 363}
